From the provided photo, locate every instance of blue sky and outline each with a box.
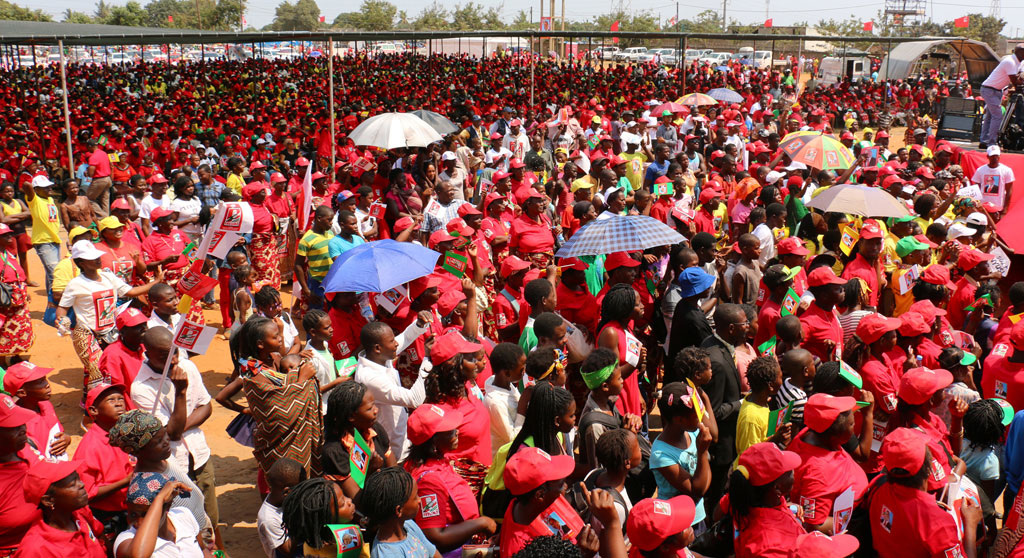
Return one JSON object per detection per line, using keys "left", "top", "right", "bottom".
{"left": 27, "top": 0, "right": 1019, "bottom": 35}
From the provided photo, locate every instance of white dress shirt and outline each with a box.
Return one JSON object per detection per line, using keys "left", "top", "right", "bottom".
{"left": 353, "top": 321, "right": 429, "bottom": 460}
{"left": 131, "top": 358, "right": 212, "bottom": 472}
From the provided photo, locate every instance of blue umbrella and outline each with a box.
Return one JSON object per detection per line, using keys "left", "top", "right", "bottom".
{"left": 322, "top": 239, "right": 441, "bottom": 293}
{"left": 554, "top": 215, "right": 685, "bottom": 257}
{"left": 707, "top": 87, "right": 744, "bottom": 103}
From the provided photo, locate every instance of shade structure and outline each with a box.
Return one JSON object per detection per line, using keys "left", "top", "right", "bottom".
{"left": 707, "top": 88, "right": 744, "bottom": 103}
{"left": 779, "top": 131, "right": 856, "bottom": 170}
{"left": 410, "top": 110, "right": 460, "bottom": 135}
{"left": 675, "top": 93, "right": 718, "bottom": 107}
{"left": 555, "top": 214, "right": 686, "bottom": 257}
{"left": 348, "top": 112, "right": 443, "bottom": 150}
{"left": 322, "top": 239, "right": 441, "bottom": 293}
{"left": 805, "top": 184, "right": 910, "bottom": 218}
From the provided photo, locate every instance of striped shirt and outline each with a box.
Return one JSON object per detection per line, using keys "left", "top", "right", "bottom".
{"left": 421, "top": 199, "right": 468, "bottom": 235}
{"left": 297, "top": 230, "right": 335, "bottom": 280}
{"left": 772, "top": 378, "right": 807, "bottom": 431}
{"left": 838, "top": 309, "right": 873, "bottom": 346}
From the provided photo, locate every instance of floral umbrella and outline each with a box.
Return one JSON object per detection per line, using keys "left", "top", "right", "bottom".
{"left": 778, "top": 131, "right": 856, "bottom": 170}
{"left": 675, "top": 93, "right": 718, "bottom": 107}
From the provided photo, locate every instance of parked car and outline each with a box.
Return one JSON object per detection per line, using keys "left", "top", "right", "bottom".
{"left": 637, "top": 48, "right": 674, "bottom": 64}
{"left": 613, "top": 47, "right": 648, "bottom": 62}
{"left": 594, "top": 46, "right": 620, "bottom": 59}
{"left": 699, "top": 52, "right": 731, "bottom": 65}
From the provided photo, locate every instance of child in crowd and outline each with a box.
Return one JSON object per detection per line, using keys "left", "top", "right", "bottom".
{"left": 3, "top": 361, "right": 69, "bottom": 460}
{"left": 773, "top": 348, "right": 815, "bottom": 432}
{"left": 484, "top": 342, "right": 527, "bottom": 454}
{"left": 735, "top": 356, "right": 790, "bottom": 461}
{"left": 302, "top": 309, "right": 346, "bottom": 413}
{"left": 362, "top": 466, "right": 440, "bottom": 558}
{"left": 937, "top": 346, "right": 981, "bottom": 428}
{"left": 961, "top": 398, "right": 1011, "bottom": 544}
{"left": 229, "top": 264, "right": 256, "bottom": 338}
{"left": 669, "top": 347, "right": 719, "bottom": 441}
{"left": 146, "top": 282, "right": 180, "bottom": 331}
{"left": 584, "top": 428, "right": 641, "bottom": 529}
{"left": 281, "top": 477, "right": 358, "bottom": 557}
{"left": 258, "top": 458, "right": 306, "bottom": 558}
{"left": 578, "top": 348, "right": 637, "bottom": 471}
{"left": 649, "top": 382, "right": 711, "bottom": 531}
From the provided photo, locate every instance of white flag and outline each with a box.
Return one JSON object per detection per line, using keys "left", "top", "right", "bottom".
{"left": 209, "top": 231, "right": 241, "bottom": 260}
{"left": 172, "top": 319, "right": 217, "bottom": 355}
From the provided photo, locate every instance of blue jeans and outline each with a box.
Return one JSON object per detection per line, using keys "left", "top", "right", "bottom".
{"left": 308, "top": 277, "right": 325, "bottom": 310}
{"left": 35, "top": 242, "right": 60, "bottom": 296}
{"left": 981, "top": 85, "right": 1004, "bottom": 145}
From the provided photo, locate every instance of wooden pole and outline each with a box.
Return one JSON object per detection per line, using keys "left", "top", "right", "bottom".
{"left": 58, "top": 40, "right": 74, "bottom": 178}
{"left": 329, "top": 37, "right": 336, "bottom": 175}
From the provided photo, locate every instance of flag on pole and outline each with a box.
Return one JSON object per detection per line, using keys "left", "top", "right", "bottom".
{"left": 954, "top": 15, "right": 969, "bottom": 27}
{"left": 296, "top": 163, "right": 314, "bottom": 231}
{"left": 668, "top": 16, "right": 677, "bottom": 27}
{"left": 863, "top": 21, "right": 873, "bottom": 31}
{"left": 167, "top": 15, "right": 174, "bottom": 22}
{"left": 172, "top": 319, "right": 217, "bottom": 355}
{"left": 610, "top": 21, "right": 620, "bottom": 44}
{"left": 176, "top": 260, "right": 218, "bottom": 299}
{"left": 319, "top": 15, "right": 326, "bottom": 22}
{"left": 764, "top": 18, "right": 773, "bottom": 27}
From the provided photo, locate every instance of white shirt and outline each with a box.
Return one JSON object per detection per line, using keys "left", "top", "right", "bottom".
{"left": 752, "top": 223, "right": 776, "bottom": 265}
{"left": 972, "top": 163, "right": 1016, "bottom": 211}
{"left": 139, "top": 194, "right": 170, "bottom": 220}
{"left": 169, "top": 196, "right": 203, "bottom": 237}
{"left": 502, "top": 132, "right": 530, "bottom": 160}
{"left": 352, "top": 321, "right": 429, "bottom": 460}
{"left": 115, "top": 507, "right": 204, "bottom": 558}
{"left": 485, "top": 147, "right": 514, "bottom": 171}
{"left": 983, "top": 54, "right": 1023, "bottom": 90}
{"left": 58, "top": 271, "right": 132, "bottom": 333}
{"left": 257, "top": 499, "right": 287, "bottom": 558}
{"left": 131, "top": 358, "right": 212, "bottom": 471}
{"left": 484, "top": 376, "right": 523, "bottom": 456}
{"left": 305, "top": 339, "right": 337, "bottom": 414}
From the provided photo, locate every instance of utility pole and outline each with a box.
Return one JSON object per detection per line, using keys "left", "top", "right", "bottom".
{"left": 722, "top": 0, "right": 727, "bottom": 31}
{"left": 675, "top": 2, "right": 679, "bottom": 30}
{"left": 195, "top": 0, "right": 201, "bottom": 29}
{"left": 765, "top": 0, "right": 769, "bottom": 20}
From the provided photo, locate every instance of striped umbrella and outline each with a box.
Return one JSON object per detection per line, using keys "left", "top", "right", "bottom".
{"left": 778, "top": 131, "right": 856, "bottom": 170}
{"left": 555, "top": 215, "right": 686, "bottom": 257}
{"left": 675, "top": 92, "right": 718, "bottom": 107}
{"left": 707, "top": 88, "right": 744, "bottom": 103}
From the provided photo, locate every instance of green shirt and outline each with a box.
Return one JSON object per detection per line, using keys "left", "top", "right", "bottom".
{"left": 297, "top": 229, "right": 335, "bottom": 280}
{"left": 519, "top": 319, "right": 537, "bottom": 355}
{"left": 580, "top": 254, "right": 607, "bottom": 297}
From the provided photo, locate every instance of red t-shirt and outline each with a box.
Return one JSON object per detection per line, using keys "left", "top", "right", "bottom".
{"left": 556, "top": 283, "right": 599, "bottom": 338}
{"left": 98, "top": 340, "right": 144, "bottom": 390}
{"left": 982, "top": 344, "right": 1024, "bottom": 412}
{"left": 251, "top": 203, "right": 275, "bottom": 234}
{"left": 120, "top": 221, "right": 146, "bottom": 248}
{"left": 407, "top": 459, "right": 480, "bottom": 529}
{"left": 328, "top": 306, "right": 368, "bottom": 360}
{"left": 24, "top": 402, "right": 62, "bottom": 460}
{"left": 799, "top": 304, "right": 844, "bottom": 363}
{"left": 509, "top": 214, "right": 554, "bottom": 255}
{"left": 0, "top": 456, "right": 42, "bottom": 548}
{"left": 693, "top": 207, "right": 717, "bottom": 235}
{"left": 868, "top": 482, "right": 962, "bottom": 558}
{"left": 733, "top": 502, "right": 804, "bottom": 558}
{"left": 842, "top": 253, "right": 881, "bottom": 307}
{"left": 787, "top": 430, "right": 869, "bottom": 526}
{"left": 88, "top": 148, "right": 111, "bottom": 178}
{"left": 265, "top": 192, "right": 294, "bottom": 219}
{"left": 437, "top": 384, "right": 492, "bottom": 466}
{"left": 98, "top": 242, "right": 139, "bottom": 285}
{"left": 492, "top": 286, "right": 524, "bottom": 331}
{"left": 947, "top": 277, "right": 977, "bottom": 331}
{"left": 480, "top": 215, "right": 512, "bottom": 247}
{"left": 16, "top": 507, "right": 106, "bottom": 558}
{"left": 754, "top": 299, "right": 782, "bottom": 347}
{"left": 861, "top": 354, "right": 901, "bottom": 415}
{"left": 73, "top": 423, "right": 135, "bottom": 512}
{"left": 141, "top": 229, "right": 189, "bottom": 270}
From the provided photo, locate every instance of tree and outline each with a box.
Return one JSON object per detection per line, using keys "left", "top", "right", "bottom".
{"left": 144, "top": 0, "right": 185, "bottom": 28}
{"left": 271, "top": 0, "right": 321, "bottom": 30}
{"left": 680, "top": 10, "right": 724, "bottom": 34}
{"left": 509, "top": 9, "right": 532, "bottom": 30}
{"left": 450, "top": 3, "right": 485, "bottom": 31}
{"left": 592, "top": 11, "right": 659, "bottom": 46}
{"left": 93, "top": 0, "right": 112, "bottom": 21}
{"left": 350, "top": 0, "right": 396, "bottom": 30}
{"left": 413, "top": 1, "right": 448, "bottom": 30}
{"left": 0, "top": 0, "right": 50, "bottom": 20}
{"left": 105, "top": 1, "right": 148, "bottom": 26}
{"left": 62, "top": 8, "right": 95, "bottom": 22}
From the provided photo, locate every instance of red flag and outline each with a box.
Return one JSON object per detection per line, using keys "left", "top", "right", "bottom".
{"left": 319, "top": 15, "right": 325, "bottom": 22}
{"left": 176, "top": 260, "right": 218, "bottom": 299}
{"left": 167, "top": 15, "right": 173, "bottom": 22}
{"left": 296, "top": 163, "right": 314, "bottom": 231}
{"left": 863, "top": 21, "right": 873, "bottom": 31}
{"left": 764, "top": 18, "right": 773, "bottom": 27}
{"left": 954, "top": 15, "right": 969, "bottom": 27}
{"left": 610, "top": 20, "right": 620, "bottom": 43}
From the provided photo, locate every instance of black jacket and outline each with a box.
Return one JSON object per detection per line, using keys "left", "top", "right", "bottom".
{"left": 700, "top": 335, "right": 743, "bottom": 469}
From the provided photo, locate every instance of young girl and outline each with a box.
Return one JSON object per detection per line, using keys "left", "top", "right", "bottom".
{"left": 962, "top": 398, "right": 1010, "bottom": 545}
{"left": 303, "top": 309, "right": 347, "bottom": 411}
{"left": 281, "top": 477, "right": 358, "bottom": 557}
{"left": 229, "top": 264, "right": 255, "bottom": 338}
{"left": 361, "top": 466, "right": 442, "bottom": 558}
{"left": 649, "top": 382, "right": 712, "bottom": 531}
{"left": 322, "top": 380, "right": 397, "bottom": 502}
{"left": 254, "top": 285, "right": 301, "bottom": 354}
{"left": 670, "top": 347, "right": 719, "bottom": 441}
{"left": 585, "top": 428, "right": 642, "bottom": 529}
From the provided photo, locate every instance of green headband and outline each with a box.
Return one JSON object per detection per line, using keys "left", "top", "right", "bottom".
{"left": 582, "top": 363, "right": 616, "bottom": 390}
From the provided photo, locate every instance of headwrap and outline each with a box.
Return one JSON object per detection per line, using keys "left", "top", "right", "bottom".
{"left": 582, "top": 362, "right": 616, "bottom": 390}
{"left": 127, "top": 472, "right": 170, "bottom": 506}
{"left": 108, "top": 409, "right": 163, "bottom": 453}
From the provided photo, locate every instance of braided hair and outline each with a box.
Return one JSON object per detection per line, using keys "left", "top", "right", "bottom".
{"left": 282, "top": 478, "right": 341, "bottom": 549}
{"left": 426, "top": 352, "right": 468, "bottom": 403}
{"left": 359, "top": 466, "right": 414, "bottom": 528}
{"left": 302, "top": 309, "right": 329, "bottom": 338}
{"left": 509, "top": 382, "right": 573, "bottom": 458}
{"left": 964, "top": 399, "right": 1006, "bottom": 450}
{"left": 229, "top": 316, "right": 277, "bottom": 372}
{"left": 324, "top": 381, "right": 367, "bottom": 441}
{"left": 513, "top": 535, "right": 582, "bottom": 558}
{"left": 598, "top": 283, "right": 636, "bottom": 331}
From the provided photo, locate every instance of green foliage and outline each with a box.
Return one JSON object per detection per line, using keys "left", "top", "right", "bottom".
{"left": 105, "top": 1, "right": 148, "bottom": 26}
{"left": 62, "top": 9, "right": 95, "bottom": 23}
{"left": 270, "top": 0, "right": 321, "bottom": 30}
{"left": 509, "top": 9, "right": 532, "bottom": 31}
{"left": 337, "top": 0, "right": 396, "bottom": 30}
{"left": 412, "top": 1, "right": 449, "bottom": 30}
{"left": 449, "top": 3, "right": 504, "bottom": 31}
{"left": 0, "top": 0, "right": 51, "bottom": 20}
{"left": 680, "top": 9, "right": 724, "bottom": 33}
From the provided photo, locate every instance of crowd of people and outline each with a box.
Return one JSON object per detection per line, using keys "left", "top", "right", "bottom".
{"left": 0, "top": 49, "right": 1017, "bottom": 558}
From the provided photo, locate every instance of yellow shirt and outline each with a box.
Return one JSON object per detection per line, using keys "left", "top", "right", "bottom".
{"left": 734, "top": 398, "right": 771, "bottom": 468}
{"left": 51, "top": 257, "right": 79, "bottom": 295}
{"left": 620, "top": 152, "right": 648, "bottom": 191}
{"left": 883, "top": 234, "right": 900, "bottom": 274}
{"left": 27, "top": 194, "right": 61, "bottom": 245}
{"left": 890, "top": 266, "right": 916, "bottom": 317}
{"left": 225, "top": 173, "right": 244, "bottom": 196}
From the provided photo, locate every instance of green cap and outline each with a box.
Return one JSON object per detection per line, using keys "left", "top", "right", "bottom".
{"left": 894, "top": 214, "right": 916, "bottom": 224}
{"left": 991, "top": 398, "right": 1015, "bottom": 426}
{"left": 895, "top": 236, "right": 930, "bottom": 258}
{"left": 662, "top": 110, "right": 673, "bottom": 116}
{"left": 960, "top": 352, "right": 978, "bottom": 366}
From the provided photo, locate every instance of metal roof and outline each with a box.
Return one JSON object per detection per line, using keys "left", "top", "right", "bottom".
{"left": 877, "top": 38, "right": 999, "bottom": 84}
{"left": 0, "top": 22, "right": 964, "bottom": 47}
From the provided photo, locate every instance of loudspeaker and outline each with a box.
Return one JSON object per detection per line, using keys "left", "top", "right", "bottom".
{"left": 936, "top": 113, "right": 978, "bottom": 142}
{"left": 939, "top": 97, "right": 979, "bottom": 117}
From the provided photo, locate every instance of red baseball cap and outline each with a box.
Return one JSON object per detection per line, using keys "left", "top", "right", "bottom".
{"left": 515, "top": 187, "right": 544, "bottom": 206}
{"left": 915, "top": 166, "right": 934, "bottom": 179}
{"left": 3, "top": 362, "right": 53, "bottom": 394}
{"left": 921, "top": 265, "right": 955, "bottom": 289}
{"left": 875, "top": 130, "right": 889, "bottom": 139}
{"left": 0, "top": 394, "right": 34, "bottom": 427}
{"left": 840, "top": 131, "right": 855, "bottom": 140}
{"left": 457, "top": 204, "right": 482, "bottom": 217}
{"left": 445, "top": 218, "right": 473, "bottom": 238}
{"left": 908, "top": 299, "right": 947, "bottom": 322}
{"left": 429, "top": 330, "right": 482, "bottom": 366}
{"left": 149, "top": 206, "right": 174, "bottom": 221}
{"left": 500, "top": 256, "right": 531, "bottom": 278}
{"left": 483, "top": 192, "right": 506, "bottom": 209}
{"left": 914, "top": 234, "right": 938, "bottom": 249}
{"left": 393, "top": 216, "right": 415, "bottom": 234}
{"left": 881, "top": 175, "right": 905, "bottom": 189}
{"left": 0, "top": 224, "right": 11, "bottom": 236}
{"left": 489, "top": 132, "right": 503, "bottom": 140}
{"left": 899, "top": 367, "right": 953, "bottom": 405}
{"left": 111, "top": 198, "right": 132, "bottom": 211}
{"left": 270, "top": 172, "right": 287, "bottom": 183}
{"left": 85, "top": 383, "right": 126, "bottom": 409}
{"left": 855, "top": 313, "right": 902, "bottom": 344}
{"left": 778, "top": 237, "right": 810, "bottom": 256}
{"left": 605, "top": 251, "right": 640, "bottom": 271}
{"left": 804, "top": 393, "right": 859, "bottom": 433}
{"left": 958, "top": 248, "right": 995, "bottom": 271}
{"left": 242, "top": 182, "right": 269, "bottom": 201}
{"left": 491, "top": 170, "right": 510, "bottom": 182}
{"left": 1011, "top": 321, "right": 1024, "bottom": 351}
{"left": 807, "top": 267, "right": 845, "bottom": 287}
{"left": 23, "top": 460, "right": 81, "bottom": 505}
{"left": 793, "top": 532, "right": 861, "bottom": 558}
{"left": 509, "top": 158, "right": 526, "bottom": 169}
{"left": 407, "top": 404, "right": 463, "bottom": 446}
{"left": 735, "top": 442, "right": 801, "bottom": 487}
{"left": 295, "top": 156, "right": 310, "bottom": 166}
{"left": 503, "top": 447, "right": 575, "bottom": 496}
{"left": 559, "top": 257, "right": 589, "bottom": 271}
{"left": 698, "top": 187, "right": 722, "bottom": 205}
{"left": 882, "top": 427, "right": 928, "bottom": 476}
{"left": 249, "top": 160, "right": 266, "bottom": 171}
{"left": 428, "top": 230, "right": 456, "bottom": 249}
{"left": 408, "top": 274, "right": 442, "bottom": 300}
{"left": 147, "top": 173, "right": 168, "bottom": 185}
{"left": 898, "top": 312, "right": 931, "bottom": 337}
{"left": 626, "top": 496, "right": 697, "bottom": 551}
{"left": 116, "top": 307, "right": 148, "bottom": 330}
{"left": 437, "top": 290, "right": 467, "bottom": 317}
{"left": 860, "top": 222, "right": 883, "bottom": 240}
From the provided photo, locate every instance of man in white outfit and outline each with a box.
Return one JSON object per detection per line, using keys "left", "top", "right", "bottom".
{"left": 979, "top": 44, "right": 1024, "bottom": 149}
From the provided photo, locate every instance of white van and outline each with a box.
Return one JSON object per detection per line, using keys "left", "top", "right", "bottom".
{"left": 752, "top": 50, "right": 772, "bottom": 69}
{"left": 818, "top": 55, "right": 871, "bottom": 84}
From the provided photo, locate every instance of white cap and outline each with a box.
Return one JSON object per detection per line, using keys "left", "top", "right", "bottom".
{"left": 966, "top": 212, "right": 987, "bottom": 226}
{"left": 30, "top": 175, "right": 54, "bottom": 188}
{"left": 626, "top": 120, "right": 637, "bottom": 128}
{"left": 784, "top": 161, "right": 807, "bottom": 171}
{"left": 947, "top": 223, "right": 974, "bottom": 240}
{"left": 765, "top": 171, "right": 784, "bottom": 185}
{"left": 647, "top": 99, "right": 661, "bottom": 106}
{"left": 988, "top": 145, "right": 1001, "bottom": 157}
{"left": 70, "top": 239, "right": 104, "bottom": 260}
{"left": 441, "top": 151, "right": 457, "bottom": 162}
{"left": 621, "top": 132, "right": 641, "bottom": 145}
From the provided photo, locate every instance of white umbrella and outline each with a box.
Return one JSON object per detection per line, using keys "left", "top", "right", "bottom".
{"left": 805, "top": 184, "right": 910, "bottom": 217}
{"left": 348, "top": 112, "right": 443, "bottom": 150}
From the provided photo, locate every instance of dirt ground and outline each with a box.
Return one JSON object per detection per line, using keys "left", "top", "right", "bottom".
{"left": 33, "top": 254, "right": 271, "bottom": 555}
